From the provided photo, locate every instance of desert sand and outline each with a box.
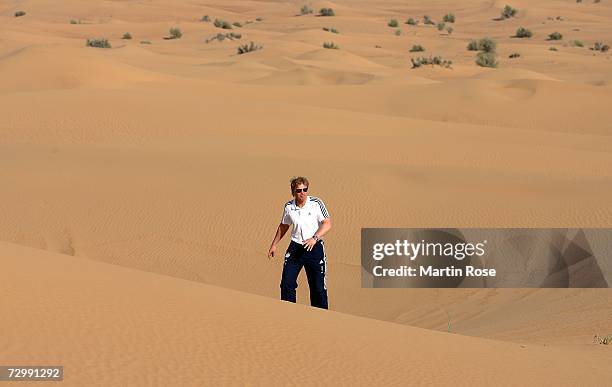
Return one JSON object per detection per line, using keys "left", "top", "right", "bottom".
{"left": 1, "top": 0, "right": 612, "bottom": 385}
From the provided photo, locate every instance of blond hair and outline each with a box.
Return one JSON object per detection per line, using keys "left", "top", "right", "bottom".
{"left": 289, "top": 176, "right": 309, "bottom": 194}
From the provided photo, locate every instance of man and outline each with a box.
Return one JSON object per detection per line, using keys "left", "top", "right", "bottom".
{"left": 267, "top": 177, "right": 332, "bottom": 309}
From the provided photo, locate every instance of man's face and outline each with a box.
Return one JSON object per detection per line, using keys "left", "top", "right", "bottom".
{"left": 293, "top": 183, "right": 308, "bottom": 201}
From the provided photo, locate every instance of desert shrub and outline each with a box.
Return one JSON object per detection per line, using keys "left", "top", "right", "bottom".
{"left": 594, "top": 335, "right": 612, "bottom": 345}
{"left": 70, "top": 19, "right": 81, "bottom": 24}
{"left": 15, "top": 11, "right": 26, "bottom": 17}
{"left": 406, "top": 18, "right": 417, "bottom": 25}
{"left": 255, "top": 17, "right": 264, "bottom": 21}
{"left": 394, "top": 29, "right": 401, "bottom": 36}
{"left": 205, "top": 32, "right": 242, "bottom": 43}
{"left": 86, "top": 38, "right": 111, "bottom": 48}
{"left": 410, "top": 44, "right": 425, "bottom": 52}
{"left": 122, "top": 32, "right": 132, "bottom": 40}
{"left": 300, "top": 5, "right": 313, "bottom": 15}
{"left": 423, "top": 15, "right": 435, "bottom": 25}
{"left": 201, "top": 15, "right": 211, "bottom": 22}
{"left": 140, "top": 40, "right": 152, "bottom": 44}
{"left": 572, "top": 40, "right": 584, "bottom": 47}
{"left": 232, "top": 22, "right": 242, "bottom": 28}
{"left": 443, "top": 13, "right": 455, "bottom": 23}
{"left": 322, "top": 27, "right": 338, "bottom": 33}
{"left": 237, "top": 41, "right": 262, "bottom": 54}
{"left": 320, "top": 8, "right": 335, "bottom": 17}
{"left": 478, "top": 37, "right": 497, "bottom": 52}
{"left": 169, "top": 27, "right": 182, "bottom": 39}
{"left": 548, "top": 31, "right": 563, "bottom": 40}
{"left": 476, "top": 51, "right": 498, "bottom": 67}
{"left": 410, "top": 56, "right": 452, "bottom": 68}
{"left": 323, "top": 41, "right": 339, "bottom": 49}
{"left": 501, "top": 5, "right": 518, "bottom": 19}
{"left": 509, "top": 52, "right": 521, "bottom": 58}
{"left": 515, "top": 27, "right": 532, "bottom": 38}
{"left": 437, "top": 22, "right": 446, "bottom": 31}
{"left": 593, "top": 42, "right": 610, "bottom": 52}
{"left": 446, "top": 26, "right": 454, "bottom": 35}
{"left": 214, "top": 19, "right": 232, "bottom": 29}
{"left": 467, "top": 40, "right": 479, "bottom": 51}
{"left": 549, "top": 46, "right": 558, "bottom": 51}
{"left": 388, "top": 19, "right": 399, "bottom": 27}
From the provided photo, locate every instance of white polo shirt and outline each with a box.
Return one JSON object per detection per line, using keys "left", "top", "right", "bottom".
{"left": 281, "top": 196, "right": 330, "bottom": 243}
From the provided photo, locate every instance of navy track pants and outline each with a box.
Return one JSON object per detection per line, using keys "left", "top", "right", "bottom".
{"left": 280, "top": 240, "right": 328, "bottom": 309}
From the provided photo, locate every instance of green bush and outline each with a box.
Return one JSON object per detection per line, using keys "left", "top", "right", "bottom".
{"left": 446, "top": 26, "right": 454, "bottom": 35}
{"left": 411, "top": 56, "right": 452, "bottom": 68}
{"left": 237, "top": 41, "right": 262, "bottom": 54}
{"left": 437, "top": 22, "right": 445, "bottom": 31}
{"left": 594, "top": 335, "right": 612, "bottom": 345}
{"left": 409, "top": 44, "right": 425, "bottom": 52}
{"left": 15, "top": 11, "right": 26, "bottom": 17}
{"left": 320, "top": 8, "right": 335, "bottom": 16}
{"left": 515, "top": 27, "right": 532, "bottom": 38}
{"left": 406, "top": 18, "right": 417, "bottom": 25}
{"left": 169, "top": 27, "right": 182, "bottom": 39}
{"left": 232, "top": 22, "right": 242, "bottom": 28}
{"left": 214, "top": 19, "right": 232, "bottom": 29}
{"left": 501, "top": 5, "right": 518, "bottom": 19}
{"left": 572, "top": 40, "right": 584, "bottom": 47}
{"left": 548, "top": 31, "right": 563, "bottom": 40}
{"left": 323, "top": 41, "right": 339, "bottom": 49}
{"left": 467, "top": 40, "right": 479, "bottom": 51}
{"left": 300, "top": 5, "right": 313, "bottom": 15}
{"left": 394, "top": 29, "right": 401, "bottom": 36}
{"left": 478, "top": 38, "right": 497, "bottom": 53}
{"left": 122, "top": 32, "right": 132, "bottom": 40}
{"left": 443, "top": 13, "right": 455, "bottom": 23}
{"left": 205, "top": 32, "right": 242, "bottom": 43}
{"left": 423, "top": 15, "right": 435, "bottom": 25}
{"left": 593, "top": 42, "right": 610, "bottom": 52}
{"left": 388, "top": 19, "right": 399, "bottom": 27}
{"left": 476, "top": 52, "right": 498, "bottom": 67}
{"left": 201, "top": 15, "right": 210, "bottom": 22}
{"left": 86, "top": 38, "right": 111, "bottom": 48}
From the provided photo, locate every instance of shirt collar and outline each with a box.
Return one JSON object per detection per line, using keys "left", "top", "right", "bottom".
{"left": 293, "top": 195, "right": 309, "bottom": 209}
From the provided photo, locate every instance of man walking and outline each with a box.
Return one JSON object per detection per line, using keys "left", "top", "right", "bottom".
{"left": 267, "top": 177, "right": 332, "bottom": 309}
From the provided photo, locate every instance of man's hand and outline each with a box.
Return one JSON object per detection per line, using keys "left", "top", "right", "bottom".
{"left": 267, "top": 245, "right": 277, "bottom": 259}
{"left": 302, "top": 238, "right": 317, "bottom": 251}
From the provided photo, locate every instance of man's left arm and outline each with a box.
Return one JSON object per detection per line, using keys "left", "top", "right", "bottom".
{"left": 313, "top": 218, "right": 332, "bottom": 240}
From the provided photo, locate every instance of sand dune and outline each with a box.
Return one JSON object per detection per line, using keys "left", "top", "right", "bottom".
{"left": 0, "top": 45, "right": 171, "bottom": 92}
{"left": 2, "top": 0, "right": 612, "bottom": 384}
{"left": 2, "top": 241, "right": 611, "bottom": 386}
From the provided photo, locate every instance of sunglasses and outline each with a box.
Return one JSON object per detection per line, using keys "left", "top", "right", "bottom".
{"left": 294, "top": 187, "right": 308, "bottom": 193}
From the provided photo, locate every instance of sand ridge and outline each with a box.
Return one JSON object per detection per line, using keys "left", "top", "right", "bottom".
{"left": 2, "top": 241, "right": 611, "bottom": 385}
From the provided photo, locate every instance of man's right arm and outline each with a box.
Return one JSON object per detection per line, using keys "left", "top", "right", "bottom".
{"left": 268, "top": 223, "right": 290, "bottom": 258}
